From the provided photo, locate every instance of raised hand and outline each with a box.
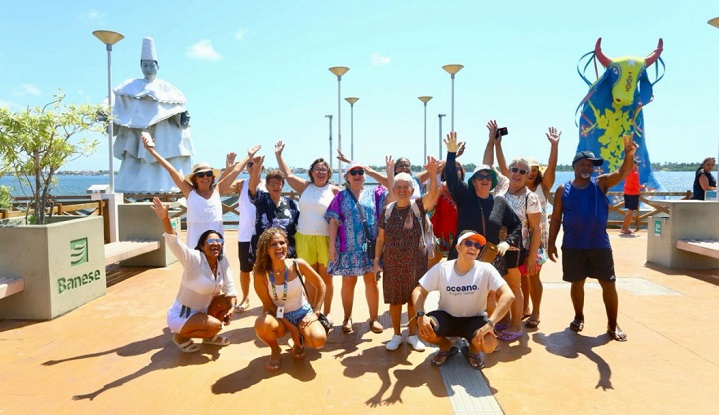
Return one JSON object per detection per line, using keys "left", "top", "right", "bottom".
{"left": 247, "top": 144, "right": 261, "bottom": 158}
{"left": 150, "top": 196, "right": 169, "bottom": 220}
{"left": 425, "top": 156, "right": 440, "bottom": 175}
{"left": 225, "top": 152, "right": 238, "bottom": 170}
{"left": 623, "top": 133, "right": 638, "bottom": 158}
{"left": 336, "top": 148, "right": 351, "bottom": 164}
{"left": 274, "top": 140, "right": 285, "bottom": 155}
{"left": 385, "top": 155, "right": 395, "bottom": 176}
{"left": 444, "top": 132, "right": 460, "bottom": 153}
{"left": 486, "top": 120, "right": 498, "bottom": 141}
{"left": 456, "top": 141, "right": 467, "bottom": 158}
{"left": 546, "top": 127, "right": 561, "bottom": 145}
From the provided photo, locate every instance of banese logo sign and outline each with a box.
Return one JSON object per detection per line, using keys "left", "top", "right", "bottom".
{"left": 58, "top": 237, "right": 101, "bottom": 294}
{"left": 70, "top": 238, "right": 89, "bottom": 266}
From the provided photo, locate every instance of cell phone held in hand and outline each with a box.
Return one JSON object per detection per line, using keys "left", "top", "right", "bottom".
{"left": 495, "top": 127, "right": 508, "bottom": 139}
{"left": 141, "top": 132, "right": 155, "bottom": 148}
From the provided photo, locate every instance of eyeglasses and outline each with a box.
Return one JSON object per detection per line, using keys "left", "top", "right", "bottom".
{"left": 313, "top": 166, "right": 329, "bottom": 172}
{"left": 349, "top": 169, "right": 365, "bottom": 176}
{"left": 195, "top": 171, "right": 214, "bottom": 178}
{"left": 246, "top": 162, "right": 254, "bottom": 168}
{"left": 510, "top": 167, "right": 528, "bottom": 175}
{"left": 206, "top": 238, "right": 223, "bottom": 245}
{"left": 462, "top": 240, "right": 483, "bottom": 249}
{"left": 474, "top": 174, "right": 493, "bottom": 181}
{"left": 267, "top": 180, "right": 284, "bottom": 187}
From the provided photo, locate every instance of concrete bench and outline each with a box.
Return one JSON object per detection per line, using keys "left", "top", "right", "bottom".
{"left": 104, "top": 240, "right": 161, "bottom": 266}
{"left": 0, "top": 276, "right": 25, "bottom": 299}
{"left": 676, "top": 240, "right": 719, "bottom": 260}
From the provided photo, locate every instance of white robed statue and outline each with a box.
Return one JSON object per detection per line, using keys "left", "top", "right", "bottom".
{"left": 112, "top": 37, "right": 194, "bottom": 193}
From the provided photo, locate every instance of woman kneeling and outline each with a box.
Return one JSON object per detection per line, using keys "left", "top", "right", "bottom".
{"left": 253, "top": 228, "right": 327, "bottom": 372}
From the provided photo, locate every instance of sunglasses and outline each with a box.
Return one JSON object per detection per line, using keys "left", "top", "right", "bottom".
{"left": 510, "top": 167, "right": 528, "bottom": 175}
{"left": 349, "top": 169, "right": 365, "bottom": 176}
{"left": 462, "top": 240, "right": 483, "bottom": 249}
{"left": 195, "top": 171, "right": 214, "bottom": 178}
{"left": 206, "top": 238, "right": 223, "bottom": 245}
{"left": 474, "top": 174, "right": 493, "bottom": 181}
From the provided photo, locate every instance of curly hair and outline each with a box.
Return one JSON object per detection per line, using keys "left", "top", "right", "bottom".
{"left": 253, "top": 227, "right": 288, "bottom": 275}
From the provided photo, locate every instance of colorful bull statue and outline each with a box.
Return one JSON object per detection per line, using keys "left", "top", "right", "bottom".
{"left": 577, "top": 38, "right": 665, "bottom": 191}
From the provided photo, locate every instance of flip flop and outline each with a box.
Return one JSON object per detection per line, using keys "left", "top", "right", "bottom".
{"left": 525, "top": 318, "right": 540, "bottom": 328}
{"left": 497, "top": 330, "right": 523, "bottom": 342}
{"left": 265, "top": 357, "right": 281, "bottom": 372}
{"left": 342, "top": 318, "right": 353, "bottom": 333}
{"left": 607, "top": 328, "right": 628, "bottom": 342}
{"left": 495, "top": 322, "right": 509, "bottom": 331}
{"left": 430, "top": 346, "right": 458, "bottom": 367}
{"left": 369, "top": 319, "right": 384, "bottom": 334}
{"left": 292, "top": 336, "right": 306, "bottom": 360}
{"left": 235, "top": 299, "right": 250, "bottom": 313}
{"left": 173, "top": 337, "right": 200, "bottom": 353}
{"left": 569, "top": 319, "right": 584, "bottom": 332}
{"left": 460, "top": 345, "right": 485, "bottom": 370}
{"left": 203, "top": 334, "right": 230, "bottom": 346}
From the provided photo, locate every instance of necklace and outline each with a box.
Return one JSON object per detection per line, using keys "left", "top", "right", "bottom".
{"left": 508, "top": 187, "right": 524, "bottom": 195}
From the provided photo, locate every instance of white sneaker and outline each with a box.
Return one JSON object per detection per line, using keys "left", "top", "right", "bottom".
{"left": 406, "top": 335, "right": 426, "bottom": 352}
{"left": 385, "top": 334, "right": 403, "bottom": 351}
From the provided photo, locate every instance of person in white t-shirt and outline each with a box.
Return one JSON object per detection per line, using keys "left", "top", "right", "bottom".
{"left": 411, "top": 230, "right": 514, "bottom": 369}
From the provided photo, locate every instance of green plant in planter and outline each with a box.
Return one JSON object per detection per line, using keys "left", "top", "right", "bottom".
{"left": 0, "top": 92, "right": 107, "bottom": 224}
{"left": 0, "top": 185, "right": 12, "bottom": 211}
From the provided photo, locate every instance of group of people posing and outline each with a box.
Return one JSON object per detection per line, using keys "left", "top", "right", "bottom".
{"left": 143, "top": 118, "right": 637, "bottom": 372}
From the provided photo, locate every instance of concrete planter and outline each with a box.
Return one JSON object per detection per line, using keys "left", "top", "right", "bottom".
{"left": 0, "top": 216, "right": 106, "bottom": 320}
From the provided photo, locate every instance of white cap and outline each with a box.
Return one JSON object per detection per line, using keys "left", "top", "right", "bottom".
{"left": 141, "top": 37, "right": 157, "bottom": 61}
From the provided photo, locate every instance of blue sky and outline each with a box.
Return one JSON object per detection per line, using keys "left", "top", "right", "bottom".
{"left": 2, "top": 1, "right": 719, "bottom": 173}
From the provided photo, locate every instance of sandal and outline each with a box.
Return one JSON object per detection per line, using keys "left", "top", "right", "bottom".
{"left": 607, "top": 327, "right": 628, "bottom": 342}
{"left": 342, "top": 318, "right": 353, "bottom": 333}
{"left": 569, "top": 318, "right": 584, "bottom": 332}
{"left": 265, "top": 357, "right": 281, "bottom": 372}
{"left": 203, "top": 334, "right": 230, "bottom": 346}
{"left": 235, "top": 298, "right": 250, "bottom": 313}
{"left": 430, "top": 346, "right": 459, "bottom": 367}
{"left": 369, "top": 319, "right": 384, "bottom": 334}
{"left": 525, "top": 318, "right": 540, "bottom": 329}
{"left": 497, "top": 330, "right": 523, "bottom": 342}
{"left": 460, "top": 345, "right": 485, "bottom": 370}
{"left": 292, "top": 336, "right": 306, "bottom": 360}
{"left": 172, "top": 337, "right": 200, "bottom": 353}
{"left": 495, "top": 322, "right": 509, "bottom": 331}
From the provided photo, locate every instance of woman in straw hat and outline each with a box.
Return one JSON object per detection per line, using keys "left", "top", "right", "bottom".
{"left": 142, "top": 133, "right": 257, "bottom": 248}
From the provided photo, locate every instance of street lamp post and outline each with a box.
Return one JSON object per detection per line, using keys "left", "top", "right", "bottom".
{"left": 418, "top": 96, "right": 432, "bottom": 161}
{"left": 329, "top": 66, "right": 349, "bottom": 184}
{"left": 93, "top": 29, "right": 124, "bottom": 243}
{"left": 442, "top": 64, "right": 464, "bottom": 132}
{"left": 438, "top": 113, "right": 447, "bottom": 159}
{"left": 710, "top": 17, "right": 719, "bottom": 200}
{"left": 345, "top": 97, "right": 359, "bottom": 160}
{"left": 325, "top": 114, "right": 333, "bottom": 169}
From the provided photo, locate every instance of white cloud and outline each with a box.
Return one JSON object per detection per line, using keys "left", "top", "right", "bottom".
{"left": 235, "top": 29, "right": 248, "bottom": 41}
{"left": 85, "top": 9, "right": 105, "bottom": 21}
{"left": 13, "top": 84, "right": 41, "bottom": 97}
{"left": 0, "top": 98, "right": 19, "bottom": 110}
{"left": 186, "top": 39, "right": 222, "bottom": 61}
{"left": 371, "top": 52, "right": 391, "bottom": 66}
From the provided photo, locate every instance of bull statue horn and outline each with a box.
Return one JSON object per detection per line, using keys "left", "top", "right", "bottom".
{"left": 644, "top": 38, "right": 664, "bottom": 67}
{"left": 594, "top": 37, "right": 612, "bottom": 68}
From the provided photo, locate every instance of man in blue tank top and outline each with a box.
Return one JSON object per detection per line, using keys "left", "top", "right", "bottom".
{"left": 547, "top": 134, "right": 638, "bottom": 342}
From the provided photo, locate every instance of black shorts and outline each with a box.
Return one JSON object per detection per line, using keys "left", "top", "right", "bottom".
{"left": 624, "top": 194, "right": 639, "bottom": 211}
{"left": 427, "top": 310, "right": 489, "bottom": 342}
{"left": 561, "top": 248, "right": 615, "bottom": 282}
{"left": 238, "top": 242, "right": 254, "bottom": 273}
{"left": 503, "top": 247, "right": 526, "bottom": 270}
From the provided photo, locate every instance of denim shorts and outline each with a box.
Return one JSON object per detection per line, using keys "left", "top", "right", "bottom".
{"left": 284, "top": 303, "right": 313, "bottom": 326}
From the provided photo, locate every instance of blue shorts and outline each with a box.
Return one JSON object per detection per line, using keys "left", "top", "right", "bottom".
{"left": 284, "top": 303, "right": 313, "bottom": 326}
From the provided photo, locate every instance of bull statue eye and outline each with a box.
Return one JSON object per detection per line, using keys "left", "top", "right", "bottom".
{"left": 611, "top": 66, "right": 619, "bottom": 75}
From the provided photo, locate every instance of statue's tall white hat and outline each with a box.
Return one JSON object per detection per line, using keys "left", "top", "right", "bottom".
{"left": 141, "top": 37, "right": 157, "bottom": 61}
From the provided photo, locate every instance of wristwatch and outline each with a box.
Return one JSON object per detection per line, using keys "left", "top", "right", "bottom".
{"left": 416, "top": 311, "right": 425, "bottom": 318}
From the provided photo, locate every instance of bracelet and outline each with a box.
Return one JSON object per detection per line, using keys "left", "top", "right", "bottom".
{"left": 486, "top": 320, "right": 495, "bottom": 328}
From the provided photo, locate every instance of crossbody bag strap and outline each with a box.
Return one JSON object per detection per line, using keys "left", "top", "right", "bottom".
{"left": 346, "top": 189, "right": 372, "bottom": 241}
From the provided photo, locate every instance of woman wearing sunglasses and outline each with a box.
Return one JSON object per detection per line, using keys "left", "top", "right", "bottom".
{"left": 325, "top": 161, "right": 388, "bottom": 334}
{"left": 150, "top": 197, "right": 237, "bottom": 353}
{"left": 273, "top": 141, "right": 341, "bottom": 324}
{"left": 490, "top": 122, "right": 542, "bottom": 342}
{"left": 142, "top": 133, "right": 251, "bottom": 248}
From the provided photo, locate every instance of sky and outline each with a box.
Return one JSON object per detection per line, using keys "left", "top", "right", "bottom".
{"left": 2, "top": 1, "right": 719, "bottom": 175}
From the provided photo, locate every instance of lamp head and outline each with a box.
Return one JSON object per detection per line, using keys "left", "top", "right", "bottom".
{"left": 442, "top": 64, "right": 464, "bottom": 75}
{"left": 329, "top": 66, "right": 350, "bottom": 78}
{"left": 93, "top": 30, "right": 124, "bottom": 46}
{"left": 418, "top": 96, "right": 433, "bottom": 104}
{"left": 345, "top": 97, "right": 359, "bottom": 105}
{"left": 709, "top": 17, "right": 719, "bottom": 29}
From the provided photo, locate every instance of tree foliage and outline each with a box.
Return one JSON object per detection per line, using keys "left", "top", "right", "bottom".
{"left": 0, "top": 92, "right": 106, "bottom": 224}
